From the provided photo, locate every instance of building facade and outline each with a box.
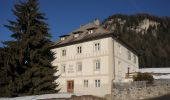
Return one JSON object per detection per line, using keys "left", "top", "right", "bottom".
{"left": 52, "top": 20, "right": 139, "bottom": 97}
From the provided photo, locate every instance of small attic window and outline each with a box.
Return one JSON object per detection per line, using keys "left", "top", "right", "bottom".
{"left": 60, "top": 37, "right": 65, "bottom": 40}
{"left": 88, "top": 29, "right": 94, "bottom": 34}
{"left": 87, "top": 27, "right": 97, "bottom": 34}
{"left": 74, "top": 34, "right": 79, "bottom": 38}
{"left": 73, "top": 31, "right": 83, "bottom": 38}
{"left": 60, "top": 35, "right": 69, "bottom": 41}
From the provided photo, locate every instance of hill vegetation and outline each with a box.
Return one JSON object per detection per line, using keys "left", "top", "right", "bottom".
{"left": 102, "top": 14, "right": 170, "bottom": 68}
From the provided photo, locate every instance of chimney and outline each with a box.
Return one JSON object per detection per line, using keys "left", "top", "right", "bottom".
{"left": 93, "top": 18, "right": 100, "bottom": 26}
{"left": 80, "top": 24, "right": 84, "bottom": 28}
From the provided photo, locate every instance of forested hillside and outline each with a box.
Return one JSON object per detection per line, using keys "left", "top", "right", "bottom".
{"left": 102, "top": 14, "right": 170, "bottom": 68}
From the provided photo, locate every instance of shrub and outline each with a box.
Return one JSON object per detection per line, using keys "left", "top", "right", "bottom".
{"left": 133, "top": 72, "right": 154, "bottom": 84}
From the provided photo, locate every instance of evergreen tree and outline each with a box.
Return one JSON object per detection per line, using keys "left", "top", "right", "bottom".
{"left": 0, "top": 47, "right": 9, "bottom": 97}
{"left": 1, "top": 0, "right": 59, "bottom": 97}
{"left": 0, "top": 46, "right": 18, "bottom": 97}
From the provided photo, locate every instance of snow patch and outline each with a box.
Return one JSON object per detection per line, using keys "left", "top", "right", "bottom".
{"left": 0, "top": 93, "right": 83, "bottom": 100}
{"left": 139, "top": 68, "right": 170, "bottom": 74}
{"left": 139, "top": 68, "right": 170, "bottom": 79}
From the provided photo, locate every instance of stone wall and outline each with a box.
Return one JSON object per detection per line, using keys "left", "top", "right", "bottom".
{"left": 105, "top": 84, "right": 170, "bottom": 100}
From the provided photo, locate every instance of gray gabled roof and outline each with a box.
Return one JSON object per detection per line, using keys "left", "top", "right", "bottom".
{"left": 53, "top": 21, "right": 111, "bottom": 47}
{"left": 52, "top": 20, "right": 139, "bottom": 56}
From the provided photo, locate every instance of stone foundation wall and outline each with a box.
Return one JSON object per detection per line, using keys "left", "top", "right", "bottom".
{"left": 105, "top": 84, "right": 170, "bottom": 100}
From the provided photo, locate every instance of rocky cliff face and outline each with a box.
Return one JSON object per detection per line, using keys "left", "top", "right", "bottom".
{"left": 102, "top": 14, "right": 170, "bottom": 68}
{"left": 102, "top": 14, "right": 170, "bottom": 35}
{"left": 103, "top": 18, "right": 159, "bottom": 34}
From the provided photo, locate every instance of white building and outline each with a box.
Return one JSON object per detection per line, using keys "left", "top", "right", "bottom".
{"left": 52, "top": 19, "right": 139, "bottom": 97}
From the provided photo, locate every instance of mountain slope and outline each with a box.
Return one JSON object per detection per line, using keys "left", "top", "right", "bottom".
{"left": 102, "top": 13, "right": 170, "bottom": 68}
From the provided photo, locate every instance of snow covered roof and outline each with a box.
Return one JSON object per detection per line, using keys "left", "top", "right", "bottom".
{"left": 139, "top": 68, "right": 170, "bottom": 74}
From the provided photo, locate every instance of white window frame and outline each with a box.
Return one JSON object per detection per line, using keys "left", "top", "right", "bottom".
{"left": 94, "top": 60, "right": 100, "bottom": 71}
{"left": 88, "top": 29, "right": 94, "bottom": 34}
{"left": 54, "top": 52, "right": 57, "bottom": 59}
{"left": 60, "top": 37, "right": 65, "bottom": 40}
{"left": 118, "top": 43, "right": 122, "bottom": 54}
{"left": 62, "top": 49, "right": 66, "bottom": 56}
{"left": 94, "top": 42, "right": 100, "bottom": 51}
{"left": 127, "top": 50, "right": 131, "bottom": 60}
{"left": 83, "top": 80, "right": 88, "bottom": 88}
{"left": 134, "top": 54, "right": 136, "bottom": 63}
{"left": 77, "top": 46, "right": 82, "bottom": 54}
{"left": 77, "top": 62, "right": 82, "bottom": 72}
{"left": 95, "top": 80, "right": 100, "bottom": 88}
{"left": 74, "top": 34, "right": 79, "bottom": 38}
{"left": 68, "top": 64, "right": 74, "bottom": 73}
{"left": 61, "top": 64, "right": 66, "bottom": 73}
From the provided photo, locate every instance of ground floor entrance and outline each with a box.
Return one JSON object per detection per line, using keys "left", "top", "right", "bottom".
{"left": 67, "top": 80, "right": 74, "bottom": 93}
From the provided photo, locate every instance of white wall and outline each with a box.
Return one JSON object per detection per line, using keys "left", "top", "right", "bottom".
{"left": 52, "top": 37, "right": 113, "bottom": 97}
{"left": 52, "top": 37, "right": 139, "bottom": 97}
{"left": 113, "top": 40, "right": 139, "bottom": 82}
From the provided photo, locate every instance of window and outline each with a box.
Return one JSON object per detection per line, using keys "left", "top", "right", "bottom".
{"left": 68, "top": 65, "right": 74, "bottom": 73}
{"left": 55, "top": 52, "right": 57, "bottom": 59}
{"left": 95, "top": 80, "right": 100, "bottom": 87}
{"left": 88, "top": 29, "right": 94, "bottom": 34}
{"left": 61, "top": 64, "right": 66, "bottom": 73}
{"left": 74, "top": 34, "right": 79, "bottom": 38}
{"left": 62, "top": 49, "right": 66, "bottom": 56}
{"left": 94, "top": 43, "right": 100, "bottom": 51}
{"left": 127, "top": 67, "right": 130, "bottom": 77}
{"left": 73, "top": 31, "right": 83, "bottom": 37}
{"left": 118, "top": 44, "right": 122, "bottom": 54}
{"left": 77, "top": 46, "right": 82, "bottom": 54}
{"left": 118, "top": 61, "right": 121, "bottom": 65}
{"left": 134, "top": 54, "right": 136, "bottom": 63}
{"left": 94, "top": 60, "right": 100, "bottom": 71}
{"left": 77, "top": 62, "right": 82, "bottom": 72}
{"left": 83, "top": 80, "right": 88, "bottom": 87}
{"left": 127, "top": 50, "right": 131, "bottom": 60}
{"left": 127, "top": 67, "right": 130, "bottom": 74}
{"left": 60, "top": 37, "right": 65, "bottom": 40}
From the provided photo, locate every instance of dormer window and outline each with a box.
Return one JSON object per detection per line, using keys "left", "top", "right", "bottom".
{"left": 60, "top": 37, "right": 65, "bottom": 41}
{"left": 74, "top": 34, "right": 79, "bottom": 38}
{"left": 87, "top": 27, "right": 97, "bottom": 34}
{"left": 60, "top": 35, "right": 69, "bottom": 41}
{"left": 88, "top": 29, "right": 94, "bottom": 34}
{"left": 73, "top": 31, "right": 83, "bottom": 38}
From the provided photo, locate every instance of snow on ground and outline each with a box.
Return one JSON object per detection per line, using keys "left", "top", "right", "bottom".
{"left": 139, "top": 68, "right": 170, "bottom": 73}
{"left": 0, "top": 93, "right": 83, "bottom": 100}
{"left": 139, "top": 68, "right": 170, "bottom": 79}
{"left": 153, "top": 74, "right": 170, "bottom": 79}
